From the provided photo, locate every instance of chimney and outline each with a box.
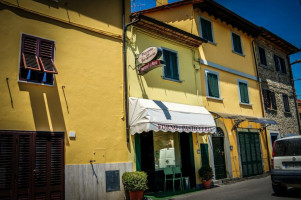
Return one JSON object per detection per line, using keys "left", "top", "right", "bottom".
{"left": 156, "top": 0, "right": 168, "bottom": 6}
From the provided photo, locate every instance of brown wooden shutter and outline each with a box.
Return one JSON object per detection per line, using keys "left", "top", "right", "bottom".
{"left": 0, "top": 133, "right": 14, "bottom": 199}
{"left": 39, "top": 40, "right": 58, "bottom": 74}
{"left": 262, "top": 89, "right": 270, "bottom": 109}
{"left": 22, "top": 36, "right": 41, "bottom": 71}
{"left": 271, "top": 92, "right": 277, "bottom": 110}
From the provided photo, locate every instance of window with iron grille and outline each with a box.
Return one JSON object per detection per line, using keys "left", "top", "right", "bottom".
{"left": 282, "top": 94, "right": 290, "bottom": 112}
{"left": 200, "top": 17, "right": 214, "bottom": 43}
{"left": 19, "top": 34, "right": 58, "bottom": 85}
{"left": 262, "top": 89, "right": 277, "bottom": 110}
{"left": 258, "top": 47, "right": 267, "bottom": 66}
{"left": 274, "top": 55, "right": 286, "bottom": 74}
{"left": 163, "top": 49, "right": 179, "bottom": 81}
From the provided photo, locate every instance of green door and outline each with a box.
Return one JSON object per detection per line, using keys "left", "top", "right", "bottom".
{"left": 212, "top": 137, "right": 227, "bottom": 179}
{"left": 238, "top": 132, "right": 263, "bottom": 177}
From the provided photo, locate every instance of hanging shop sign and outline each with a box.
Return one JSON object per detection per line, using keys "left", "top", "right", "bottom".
{"left": 138, "top": 47, "right": 163, "bottom": 64}
{"left": 138, "top": 60, "right": 165, "bottom": 75}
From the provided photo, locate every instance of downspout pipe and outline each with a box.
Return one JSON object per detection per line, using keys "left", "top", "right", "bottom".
{"left": 251, "top": 38, "right": 271, "bottom": 171}
{"left": 123, "top": 13, "right": 141, "bottom": 143}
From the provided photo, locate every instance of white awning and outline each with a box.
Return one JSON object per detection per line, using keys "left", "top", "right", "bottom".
{"left": 129, "top": 97, "right": 216, "bottom": 135}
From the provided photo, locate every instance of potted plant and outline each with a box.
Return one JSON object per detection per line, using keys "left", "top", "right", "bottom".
{"left": 198, "top": 166, "right": 213, "bottom": 189}
{"left": 122, "top": 171, "right": 148, "bottom": 200}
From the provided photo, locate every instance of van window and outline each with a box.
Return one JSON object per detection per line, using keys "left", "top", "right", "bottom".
{"left": 274, "top": 138, "right": 301, "bottom": 156}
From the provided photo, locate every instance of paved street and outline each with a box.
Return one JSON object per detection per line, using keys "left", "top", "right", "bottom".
{"left": 172, "top": 176, "right": 301, "bottom": 200}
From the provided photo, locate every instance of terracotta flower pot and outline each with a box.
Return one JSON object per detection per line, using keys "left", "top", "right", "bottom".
{"left": 129, "top": 190, "right": 144, "bottom": 200}
{"left": 202, "top": 179, "right": 212, "bottom": 189}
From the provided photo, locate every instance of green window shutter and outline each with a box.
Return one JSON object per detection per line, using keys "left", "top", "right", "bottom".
{"left": 207, "top": 73, "right": 219, "bottom": 98}
{"left": 163, "top": 50, "right": 179, "bottom": 80}
{"left": 135, "top": 134, "right": 141, "bottom": 171}
{"left": 232, "top": 33, "right": 242, "bottom": 54}
{"left": 201, "top": 18, "right": 213, "bottom": 42}
{"left": 200, "top": 143, "right": 210, "bottom": 167}
{"left": 239, "top": 82, "right": 249, "bottom": 103}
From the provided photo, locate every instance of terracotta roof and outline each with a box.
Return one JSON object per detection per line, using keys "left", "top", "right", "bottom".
{"left": 131, "top": 13, "right": 207, "bottom": 47}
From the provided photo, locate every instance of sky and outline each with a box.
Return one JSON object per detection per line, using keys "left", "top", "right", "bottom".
{"left": 131, "top": 0, "right": 301, "bottom": 97}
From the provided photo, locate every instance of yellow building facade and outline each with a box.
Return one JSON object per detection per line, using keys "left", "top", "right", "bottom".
{"left": 0, "top": 0, "right": 131, "bottom": 199}
{"left": 126, "top": 14, "right": 216, "bottom": 190}
{"left": 136, "top": 0, "right": 276, "bottom": 180}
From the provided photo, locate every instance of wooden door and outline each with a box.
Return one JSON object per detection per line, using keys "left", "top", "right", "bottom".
{"left": 238, "top": 132, "right": 263, "bottom": 177}
{"left": 0, "top": 131, "right": 64, "bottom": 200}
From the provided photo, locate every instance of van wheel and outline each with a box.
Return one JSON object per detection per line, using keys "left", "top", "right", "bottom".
{"left": 272, "top": 184, "right": 287, "bottom": 195}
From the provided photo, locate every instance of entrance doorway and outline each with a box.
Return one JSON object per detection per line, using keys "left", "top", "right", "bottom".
{"left": 180, "top": 133, "right": 196, "bottom": 188}
{"left": 0, "top": 131, "right": 65, "bottom": 200}
{"left": 212, "top": 128, "right": 227, "bottom": 180}
{"left": 238, "top": 131, "right": 263, "bottom": 177}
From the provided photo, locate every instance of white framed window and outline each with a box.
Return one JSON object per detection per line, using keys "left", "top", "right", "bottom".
{"left": 205, "top": 69, "right": 221, "bottom": 99}
{"left": 162, "top": 47, "right": 180, "bottom": 81}
{"left": 237, "top": 79, "right": 250, "bottom": 104}
{"left": 231, "top": 31, "right": 244, "bottom": 55}
{"left": 199, "top": 16, "right": 215, "bottom": 43}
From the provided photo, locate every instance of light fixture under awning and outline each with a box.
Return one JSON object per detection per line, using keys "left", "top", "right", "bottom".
{"left": 129, "top": 97, "right": 216, "bottom": 135}
{"left": 211, "top": 111, "right": 278, "bottom": 125}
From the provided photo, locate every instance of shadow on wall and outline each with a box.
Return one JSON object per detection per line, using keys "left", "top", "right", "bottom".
{"left": 18, "top": 80, "right": 68, "bottom": 144}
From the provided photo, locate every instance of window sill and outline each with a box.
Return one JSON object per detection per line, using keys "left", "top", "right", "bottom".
{"left": 284, "top": 111, "right": 291, "bottom": 114}
{"left": 266, "top": 108, "right": 277, "bottom": 112}
{"left": 206, "top": 96, "right": 223, "bottom": 101}
{"left": 162, "top": 76, "right": 183, "bottom": 83}
{"left": 18, "top": 80, "right": 54, "bottom": 87}
{"left": 207, "top": 41, "right": 217, "bottom": 46}
{"left": 232, "top": 50, "right": 245, "bottom": 57}
{"left": 239, "top": 102, "right": 252, "bottom": 106}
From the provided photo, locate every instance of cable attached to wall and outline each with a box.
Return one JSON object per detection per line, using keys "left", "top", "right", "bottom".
{"left": 6, "top": 78, "right": 14, "bottom": 109}
{"left": 62, "top": 86, "right": 69, "bottom": 114}
{"left": 90, "top": 160, "right": 99, "bottom": 184}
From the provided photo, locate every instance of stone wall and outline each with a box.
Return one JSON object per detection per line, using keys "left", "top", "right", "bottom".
{"left": 254, "top": 38, "right": 300, "bottom": 137}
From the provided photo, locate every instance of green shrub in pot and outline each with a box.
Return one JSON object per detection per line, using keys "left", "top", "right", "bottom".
{"left": 122, "top": 171, "right": 148, "bottom": 191}
{"left": 198, "top": 166, "right": 213, "bottom": 181}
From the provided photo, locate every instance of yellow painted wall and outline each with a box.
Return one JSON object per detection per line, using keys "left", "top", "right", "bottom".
{"left": 0, "top": 1, "right": 130, "bottom": 165}
{"left": 127, "top": 29, "right": 202, "bottom": 106}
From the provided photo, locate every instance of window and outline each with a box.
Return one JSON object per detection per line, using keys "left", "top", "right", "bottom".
{"left": 200, "top": 17, "right": 214, "bottom": 43}
{"left": 282, "top": 94, "right": 290, "bottom": 112}
{"left": 205, "top": 70, "right": 220, "bottom": 98}
{"left": 231, "top": 32, "right": 243, "bottom": 55}
{"left": 163, "top": 49, "right": 179, "bottom": 81}
{"left": 258, "top": 47, "right": 267, "bottom": 66}
{"left": 19, "top": 34, "right": 58, "bottom": 85}
{"left": 274, "top": 55, "right": 286, "bottom": 74}
{"left": 262, "top": 89, "right": 277, "bottom": 110}
{"left": 238, "top": 80, "right": 250, "bottom": 104}
{"left": 153, "top": 132, "right": 181, "bottom": 170}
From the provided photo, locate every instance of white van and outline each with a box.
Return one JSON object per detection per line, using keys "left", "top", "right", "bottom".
{"left": 271, "top": 136, "right": 301, "bottom": 195}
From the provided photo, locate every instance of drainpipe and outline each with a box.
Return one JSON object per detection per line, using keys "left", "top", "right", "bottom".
{"left": 123, "top": 11, "right": 141, "bottom": 143}
{"left": 287, "top": 55, "right": 301, "bottom": 135}
{"left": 251, "top": 38, "right": 271, "bottom": 171}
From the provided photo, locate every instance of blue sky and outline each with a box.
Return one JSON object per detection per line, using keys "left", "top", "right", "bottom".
{"left": 131, "top": 0, "right": 301, "bottom": 97}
